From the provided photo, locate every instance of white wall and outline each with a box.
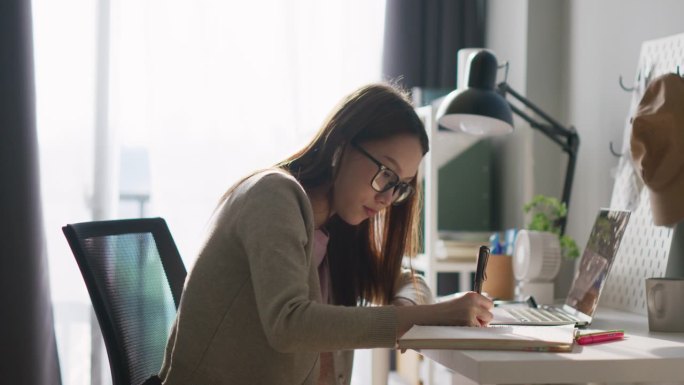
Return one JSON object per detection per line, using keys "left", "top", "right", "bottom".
{"left": 563, "top": 0, "right": 684, "bottom": 247}
{"left": 487, "top": 0, "right": 684, "bottom": 297}
{"left": 486, "top": 0, "right": 531, "bottom": 230}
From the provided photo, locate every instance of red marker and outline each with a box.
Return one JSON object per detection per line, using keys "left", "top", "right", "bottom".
{"left": 576, "top": 330, "right": 624, "bottom": 345}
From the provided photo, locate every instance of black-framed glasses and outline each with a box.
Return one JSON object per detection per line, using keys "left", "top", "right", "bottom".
{"left": 352, "top": 143, "right": 414, "bottom": 205}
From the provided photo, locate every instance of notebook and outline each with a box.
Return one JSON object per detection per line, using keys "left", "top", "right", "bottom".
{"left": 491, "top": 208, "right": 631, "bottom": 327}
{"left": 397, "top": 323, "right": 576, "bottom": 352}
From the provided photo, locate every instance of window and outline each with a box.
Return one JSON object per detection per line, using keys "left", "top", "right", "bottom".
{"left": 33, "top": 1, "right": 386, "bottom": 384}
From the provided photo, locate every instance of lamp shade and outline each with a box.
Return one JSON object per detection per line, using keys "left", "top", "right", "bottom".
{"left": 436, "top": 50, "right": 514, "bottom": 135}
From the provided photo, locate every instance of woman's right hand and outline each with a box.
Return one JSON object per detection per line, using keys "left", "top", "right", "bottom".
{"left": 395, "top": 292, "right": 493, "bottom": 337}
{"left": 431, "top": 291, "right": 494, "bottom": 327}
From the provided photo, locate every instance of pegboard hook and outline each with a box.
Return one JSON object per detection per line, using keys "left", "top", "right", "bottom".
{"left": 609, "top": 141, "right": 623, "bottom": 157}
{"left": 619, "top": 74, "right": 636, "bottom": 92}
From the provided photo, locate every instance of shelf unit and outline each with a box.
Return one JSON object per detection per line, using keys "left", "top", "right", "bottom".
{"left": 415, "top": 105, "right": 480, "bottom": 294}
{"left": 411, "top": 254, "right": 475, "bottom": 297}
{"left": 409, "top": 105, "right": 481, "bottom": 385}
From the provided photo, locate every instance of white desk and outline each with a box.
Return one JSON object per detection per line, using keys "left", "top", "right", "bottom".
{"left": 417, "top": 307, "right": 684, "bottom": 385}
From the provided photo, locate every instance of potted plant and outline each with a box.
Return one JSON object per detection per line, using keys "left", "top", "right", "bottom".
{"left": 523, "top": 195, "right": 579, "bottom": 261}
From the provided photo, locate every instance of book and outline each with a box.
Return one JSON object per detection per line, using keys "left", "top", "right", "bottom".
{"left": 434, "top": 231, "right": 491, "bottom": 261}
{"left": 397, "top": 324, "right": 576, "bottom": 352}
{"left": 438, "top": 231, "right": 492, "bottom": 243}
{"left": 435, "top": 240, "right": 483, "bottom": 261}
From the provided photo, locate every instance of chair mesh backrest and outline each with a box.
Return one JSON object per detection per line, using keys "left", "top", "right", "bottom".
{"left": 63, "top": 218, "right": 186, "bottom": 385}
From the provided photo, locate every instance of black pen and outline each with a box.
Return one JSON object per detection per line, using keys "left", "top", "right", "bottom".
{"left": 473, "top": 245, "right": 490, "bottom": 294}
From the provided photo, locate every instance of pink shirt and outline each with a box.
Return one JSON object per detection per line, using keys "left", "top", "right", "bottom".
{"left": 313, "top": 229, "right": 335, "bottom": 385}
{"left": 313, "top": 229, "right": 331, "bottom": 304}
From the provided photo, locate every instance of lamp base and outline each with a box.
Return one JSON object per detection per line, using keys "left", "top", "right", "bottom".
{"left": 515, "top": 281, "right": 554, "bottom": 305}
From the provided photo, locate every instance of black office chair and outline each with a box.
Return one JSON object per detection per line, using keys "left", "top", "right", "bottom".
{"left": 63, "top": 218, "right": 187, "bottom": 385}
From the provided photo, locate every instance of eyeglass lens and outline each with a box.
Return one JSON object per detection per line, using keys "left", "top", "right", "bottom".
{"left": 371, "top": 171, "right": 412, "bottom": 204}
{"left": 354, "top": 143, "right": 413, "bottom": 204}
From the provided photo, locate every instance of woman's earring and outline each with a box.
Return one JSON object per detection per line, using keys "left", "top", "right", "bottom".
{"left": 332, "top": 147, "right": 342, "bottom": 168}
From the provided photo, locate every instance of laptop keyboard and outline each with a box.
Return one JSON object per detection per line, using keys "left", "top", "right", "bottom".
{"left": 506, "top": 307, "right": 577, "bottom": 323}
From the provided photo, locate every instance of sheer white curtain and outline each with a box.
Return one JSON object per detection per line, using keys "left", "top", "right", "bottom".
{"left": 110, "top": 0, "right": 387, "bottom": 264}
{"left": 34, "top": 1, "right": 387, "bottom": 384}
{"left": 33, "top": 1, "right": 99, "bottom": 384}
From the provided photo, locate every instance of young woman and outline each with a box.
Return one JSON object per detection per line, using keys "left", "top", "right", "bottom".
{"left": 158, "top": 83, "right": 493, "bottom": 385}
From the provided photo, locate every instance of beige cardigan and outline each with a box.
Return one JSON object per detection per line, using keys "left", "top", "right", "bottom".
{"left": 159, "top": 170, "right": 431, "bottom": 385}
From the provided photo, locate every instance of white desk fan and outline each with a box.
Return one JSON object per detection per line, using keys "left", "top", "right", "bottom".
{"left": 513, "top": 230, "right": 562, "bottom": 304}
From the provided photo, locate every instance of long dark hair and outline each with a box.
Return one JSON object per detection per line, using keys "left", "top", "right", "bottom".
{"left": 277, "top": 83, "right": 429, "bottom": 306}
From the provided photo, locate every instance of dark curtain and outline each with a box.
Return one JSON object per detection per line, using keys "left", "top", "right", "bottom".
{"left": 382, "top": 0, "right": 486, "bottom": 89}
{"left": 0, "top": 0, "right": 62, "bottom": 383}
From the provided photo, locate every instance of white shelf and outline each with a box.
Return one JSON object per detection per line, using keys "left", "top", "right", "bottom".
{"left": 410, "top": 254, "right": 475, "bottom": 274}
{"left": 415, "top": 105, "right": 482, "bottom": 296}
{"left": 409, "top": 254, "right": 476, "bottom": 295}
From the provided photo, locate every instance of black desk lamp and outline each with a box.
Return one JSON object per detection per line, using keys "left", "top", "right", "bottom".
{"left": 435, "top": 49, "right": 579, "bottom": 235}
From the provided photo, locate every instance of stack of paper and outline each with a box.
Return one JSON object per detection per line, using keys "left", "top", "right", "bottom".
{"left": 398, "top": 324, "right": 576, "bottom": 352}
{"left": 436, "top": 231, "right": 490, "bottom": 261}
{"left": 435, "top": 240, "right": 482, "bottom": 261}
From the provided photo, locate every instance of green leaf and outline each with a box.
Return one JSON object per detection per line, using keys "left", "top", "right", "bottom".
{"left": 523, "top": 194, "right": 579, "bottom": 260}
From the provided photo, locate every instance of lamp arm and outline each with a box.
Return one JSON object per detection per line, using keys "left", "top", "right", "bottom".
{"left": 561, "top": 144, "right": 578, "bottom": 234}
{"left": 498, "top": 82, "right": 575, "bottom": 138}
{"left": 497, "top": 82, "right": 580, "bottom": 235}
{"left": 507, "top": 103, "right": 570, "bottom": 150}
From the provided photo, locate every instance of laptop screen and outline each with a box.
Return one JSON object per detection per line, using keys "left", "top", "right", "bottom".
{"left": 564, "top": 209, "right": 631, "bottom": 317}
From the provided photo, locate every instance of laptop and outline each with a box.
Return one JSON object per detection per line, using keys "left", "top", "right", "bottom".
{"left": 491, "top": 208, "right": 631, "bottom": 327}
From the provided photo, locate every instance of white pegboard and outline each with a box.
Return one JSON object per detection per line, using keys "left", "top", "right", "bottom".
{"left": 599, "top": 33, "right": 683, "bottom": 314}
{"left": 602, "top": 189, "right": 672, "bottom": 314}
